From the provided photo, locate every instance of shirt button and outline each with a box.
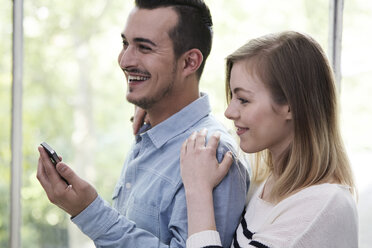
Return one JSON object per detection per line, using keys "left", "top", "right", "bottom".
{"left": 125, "top": 183, "right": 132, "bottom": 189}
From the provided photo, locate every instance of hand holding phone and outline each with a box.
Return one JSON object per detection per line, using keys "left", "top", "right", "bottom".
{"left": 40, "top": 142, "right": 68, "bottom": 184}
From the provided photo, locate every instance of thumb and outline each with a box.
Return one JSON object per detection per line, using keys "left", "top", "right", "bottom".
{"left": 56, "top": 162, "right": 79, "bottom": 185}
{"left": 218, "top": 151, "right": 233, "bottom": 177}
{"left": 133, "top": 107, "right": 147, "bottom": 135}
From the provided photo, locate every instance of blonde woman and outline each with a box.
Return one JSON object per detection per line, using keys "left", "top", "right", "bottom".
{"left": 181, "top": 31, "right": 358, "bottom": 248}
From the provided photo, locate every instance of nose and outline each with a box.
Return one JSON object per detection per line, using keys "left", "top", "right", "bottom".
{"left": 224, "top": 101, "right": 239, "bottom": 120}
{"left": 118, "top": 46, "right": 137, "bottom": 70}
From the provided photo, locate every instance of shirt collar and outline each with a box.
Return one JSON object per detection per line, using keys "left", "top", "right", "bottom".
{"left": 139, "top": 93, "right": 211, "bottom": 149}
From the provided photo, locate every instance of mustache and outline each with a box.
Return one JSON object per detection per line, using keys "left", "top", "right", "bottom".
{"left": 123, "top": 68, "right": 151, "bottom": 76}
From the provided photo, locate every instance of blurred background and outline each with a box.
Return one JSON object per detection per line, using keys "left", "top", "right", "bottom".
{"left": 1, "top": 0, "right": 371, "bottom": 247}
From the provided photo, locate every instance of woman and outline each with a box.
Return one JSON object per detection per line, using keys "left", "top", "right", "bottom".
{"left": 181, "top": 31, "right": 358, "bottom": 248}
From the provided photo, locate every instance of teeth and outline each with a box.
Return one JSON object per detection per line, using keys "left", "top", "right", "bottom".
{"left": 128, "top": 75, "right": 149, "bottom": 81}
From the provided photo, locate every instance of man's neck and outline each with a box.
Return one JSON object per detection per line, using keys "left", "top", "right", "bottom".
{"left": 146, "top": 91, "right": 200, "bottom": 127}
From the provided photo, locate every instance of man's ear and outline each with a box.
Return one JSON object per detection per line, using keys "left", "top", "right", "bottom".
{"left": 181, "top": 49, "right": 203, "bottom": 77}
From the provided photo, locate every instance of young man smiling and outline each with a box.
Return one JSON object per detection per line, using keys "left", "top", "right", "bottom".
{"left": 37, "top": 1, "right": 249, "bottom": 247}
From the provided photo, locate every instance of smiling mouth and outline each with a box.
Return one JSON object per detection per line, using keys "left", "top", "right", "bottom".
{"left": 236, "top": 127, "right": 249, "bottom": 135}
{"left": 128, "top": 75, "right": 150, "bottom": 84}
{"left": 128, "top": 75, "right": 151, "bottom": 83}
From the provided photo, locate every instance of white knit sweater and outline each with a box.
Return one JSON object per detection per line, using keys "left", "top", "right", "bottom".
{"left": 187, "top": 183, "right": 358, "bottom": 248}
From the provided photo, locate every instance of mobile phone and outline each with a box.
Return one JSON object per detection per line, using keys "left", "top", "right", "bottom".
{"left": 40, "top": 142, "right": 68, "bottom": 184}
{"left": 40, "top": 142, "right": 61, "bottom": 165}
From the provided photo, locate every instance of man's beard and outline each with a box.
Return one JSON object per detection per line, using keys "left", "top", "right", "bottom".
{"left": 129, "top": 79, "right": 174, "bottom": 109}
{"left": 128, "top": 64, "right": 177, "bottom": 110}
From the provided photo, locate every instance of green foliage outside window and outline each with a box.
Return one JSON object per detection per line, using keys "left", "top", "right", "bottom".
{"left": 1, "top": 0, "right": 371, "bottom": 247}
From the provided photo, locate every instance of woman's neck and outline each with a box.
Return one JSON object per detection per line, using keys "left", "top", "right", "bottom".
{"left": 260, "top": 173, "right": 276, "bottom": 203}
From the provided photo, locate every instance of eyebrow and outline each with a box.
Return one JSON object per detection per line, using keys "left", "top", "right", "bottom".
{"left": 121, "top": 33, "right": 157, "bottom": 47}
{"left": 233, "top": 87, "right": 253, "bottom": 95}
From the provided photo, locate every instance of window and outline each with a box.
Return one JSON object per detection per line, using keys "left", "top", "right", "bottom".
{"left": 3, "top": 0, "right": 371, "bottom": 247}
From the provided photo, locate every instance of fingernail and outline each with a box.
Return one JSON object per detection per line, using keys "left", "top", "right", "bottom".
{"left": 58, "top": 164, "right": 67, "bottom": 173}
{"left": 200, "top": 128, "right": 207, "bottom": 135}
{"left": 213, "top": 131, "right": 221, "bottom": 138}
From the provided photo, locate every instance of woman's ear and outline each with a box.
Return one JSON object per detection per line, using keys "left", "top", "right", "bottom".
{"left": 285, "top": 105, "right": 292, "bottom": 120}
{"left": 181, "top": 49, "right": 203, "bottom": 76}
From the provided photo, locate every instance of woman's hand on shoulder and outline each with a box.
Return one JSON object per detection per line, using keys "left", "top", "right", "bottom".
{"left": 180, "top": 128, "right": 233, "bottom": 194}
{"left": 131, "top": 106, "right": 149, "bottom": 135}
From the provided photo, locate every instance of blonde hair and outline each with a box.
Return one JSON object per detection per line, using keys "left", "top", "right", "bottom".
{"left": 225, "top": 31, "right": 356, "bottom": 201}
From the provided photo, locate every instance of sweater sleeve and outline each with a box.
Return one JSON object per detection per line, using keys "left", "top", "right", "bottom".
{"left": 186, "top": 230, "right": 222, "bottom": 248}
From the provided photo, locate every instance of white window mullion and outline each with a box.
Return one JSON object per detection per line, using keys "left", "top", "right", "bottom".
{"left": 328, "top": 0, "right": 344, "bottom": 91}
{"left": 10, "top": 0, "right": 24, "bottom": 247}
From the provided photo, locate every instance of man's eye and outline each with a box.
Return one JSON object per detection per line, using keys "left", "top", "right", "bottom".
{"left": 238, "top": 98, "right": 249, "bottom": 104}
{"left": 122, "top": 40, "right": 129, "bottom": 48}
{"left": 139, "top": 44, "right": 151, "bottom": 51}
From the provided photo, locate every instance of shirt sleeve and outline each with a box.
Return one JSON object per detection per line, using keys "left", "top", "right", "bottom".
{"left": 72, "top": 195, "right": 186, "bottom": 247}
{"left": 212, "top": 143, "right": 250, "bottom": 248}
{"left": 71, "top": 137, "right": 249, "bottom": 248}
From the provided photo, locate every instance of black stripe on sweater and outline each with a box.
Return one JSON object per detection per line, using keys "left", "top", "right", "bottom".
{"left": 240, "top": 209, "right": 254, "bottom": 240}
{"left": 232, "top": 209, "right": 270, "bottom": 248}
{"left": 233, "top": 230, "right": 240, "bottom": 248}
{"left": 249, "top": 240, "right": 269, "bottom": 248}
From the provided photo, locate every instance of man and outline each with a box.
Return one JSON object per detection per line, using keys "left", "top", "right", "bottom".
{"left": 37, "top": 0, "right": 249, "bottom": 247}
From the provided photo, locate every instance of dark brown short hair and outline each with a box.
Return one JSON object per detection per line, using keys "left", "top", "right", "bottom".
{"left": 135, "top": 0, "right": 213, "bottom": 79}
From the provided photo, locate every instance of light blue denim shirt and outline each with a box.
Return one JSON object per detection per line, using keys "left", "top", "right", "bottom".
{"left": 72, "top": 93, "right": 250, "bottom": 248}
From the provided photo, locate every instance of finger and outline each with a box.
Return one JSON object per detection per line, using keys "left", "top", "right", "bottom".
{"left": 133, "top": 107, "right": 146, "bottom": 135}
{"left": 218, "top": 151, "right": 233, "bottom": 177}
{"left": 132, "top": 108, "right": 144, "bottom": 135}
{"left": 36, "top": 155, "right": 65, "bottom": 203}
{"left": 180, "top": 139, "right": 187, "bottom": 157}
{"left": 195, "top": 128, "right": 207, "bottom": 147}
{"left": 206, "top": 132, "right": 221, "bottom": 150}
{"left": 144, "top": 113, "right": 150, "bottom": 124}
{"left": 56, "top": 162, "right": 81, "bottom": 188}
{"left": 38, "top": 146, "right": 65, "bottom": 184}
{"left": 186, "top": 131, "right": 197, "bottom": 151}
{"left": 36, "top": 156, "right": 52, "bottom": 190}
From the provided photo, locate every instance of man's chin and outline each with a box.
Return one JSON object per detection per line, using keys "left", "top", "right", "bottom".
{"left": 126, "top": 93, "right": 139, "bottom": 104}
{"left": 126, "top": 95, "right": 151, "bottom": 110}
